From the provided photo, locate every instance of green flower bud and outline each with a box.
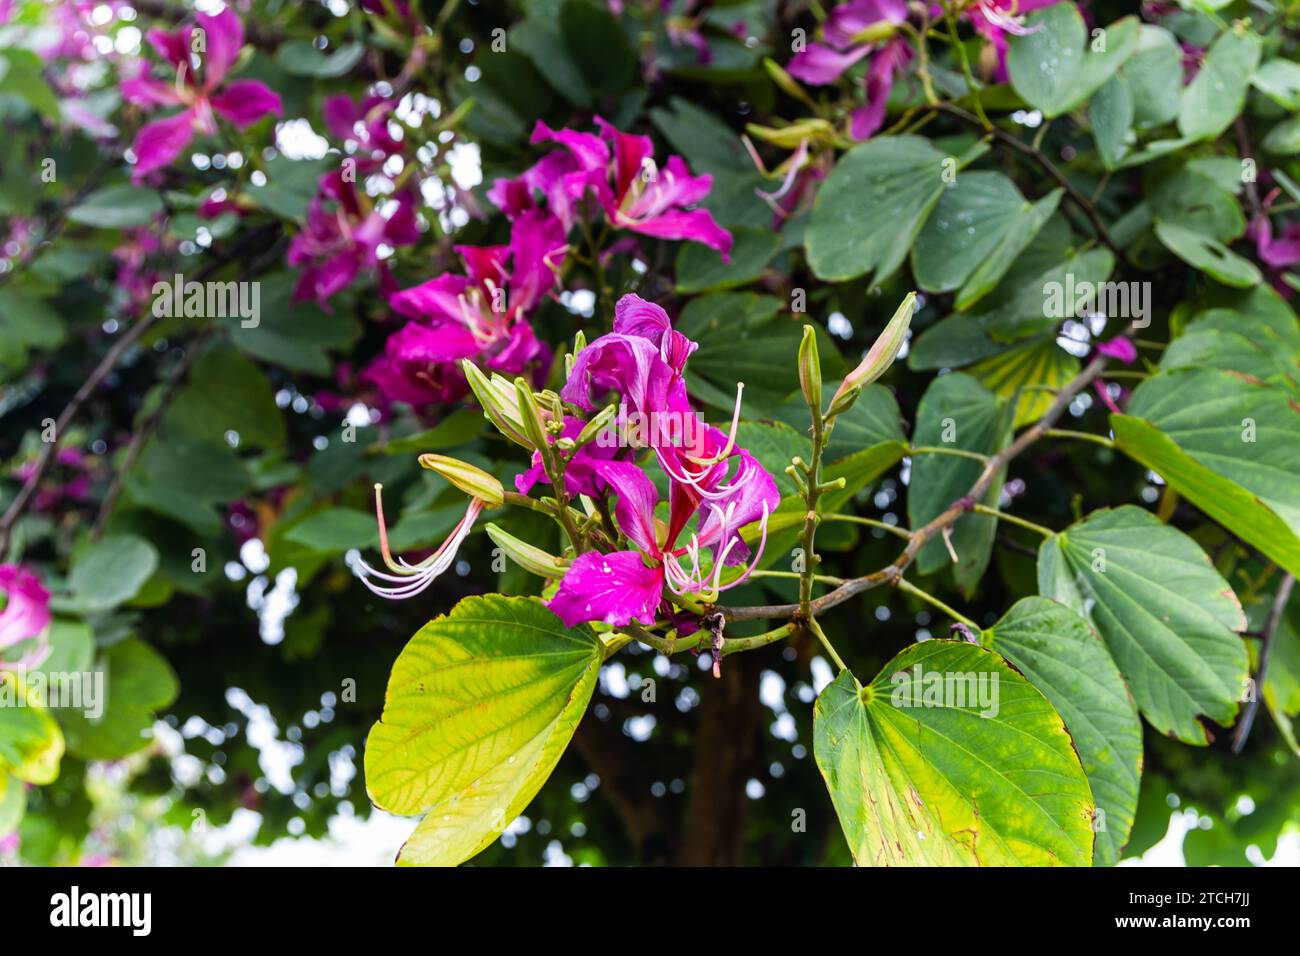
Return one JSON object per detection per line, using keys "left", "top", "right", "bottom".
{"left": 418, "top": 454, "right": 505, "bottom": 507}
{"left": 462, "top": 359, "right": 532, "bottom": 449}
{"left": 828, "top": 292, "right": 915, "bottom": 418}
{"left": 798, "top": 324, "right": 822, "bottom": 418}
{"left": 485, "top": 523, "right": 569, "bottom": 579}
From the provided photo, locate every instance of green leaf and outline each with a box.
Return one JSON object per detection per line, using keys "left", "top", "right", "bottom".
{"left": 907, "top": 374, "right": 1013, "bottom": 594}
{"left": 1091, "top": 76, "right": 1133, "bottom": 169}
{"left": 956, "top": 189, "right": 1063, "bottom": 310}
{"left": 1007, "top": 7, "right": 1140, "bottom": 118}
{"left": 60, "top": 639, "right": 179, "bottom": 760}
{"left": 1123, "top": 25, "right": 1182, "bottom": 129}
{"left": 230, "top": 273, "right": 361, "bottom": 374}
{"left": 814, "top": 641, "right": 1095, "bottom": 866}
{"left": 0, "top": 672, "right": 64, "bottom": 785}
{"left": 382, "top": 408, "right": 485, "bottom": 455}
{"left": 164, "top": 345, "right": 286, "bottom": 450}
{"left": 68, "top": 534, "right": 160, "bottom": 612}
{"left": 983, "top": 597, "right": 1142, "bottom": 866}
{"left": 675, "top": 228, "right": 782, "bottom": 293}
{"left": 1037, "top": 505, "right": 1249, "bottom": 743}
{"left": 968, "top": 335, "right": 1080, "bottom": 428}
{"left": 807, "top": 136, "right": 988, "bottom": 283}
{"left": 1262, "top": 115, "right": 1300, "bottom": 156}
{"left": 1177, "top": 28, "right": 1262, "bottom": 142}
{"left": 365, "top": 595, "right": 602, "bottom": 866}
{"left": 246, "top": 156, "right": 332, "bottom": 221}
{"left": 559, "top": 0, "right": 633, "bottom": 96}
{"left": 1252, "top": 58, "right": 1300, "bottom": 110}
{"left": 676, "top": 293, "right": 844, "bottom": 415}
{"left": 1153, "top": 221, "right": 1261, "bottom": 288}
{"left": 125, "top": 435, "right": 249, "bottom": 536}
{"left": 285, "top": 508, "right": 378, "bottom": 553}
{"left": 67, "top": 185, "right": 165, "bottom": 229}
{"left": 912, "top": 171, "right": 1025, "bottom": 293}
{"left": 0, "top": 50, "right": 60, "bottom": 119}
{"left": 511, "top": 16, "right": 590, "bottom": 107}
{"left": 275, "top": 41, "right": 364, "bottom": 78}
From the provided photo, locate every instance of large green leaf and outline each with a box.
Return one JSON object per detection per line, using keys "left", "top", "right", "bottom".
{"left": 1037, "top": 506, "right": 1249, "bottom": 743}
{"left": 1177, "top": 28, "right": 1262, "bottom": 142}
{"left": 814, "top": 641, "right": 1095, "bottom": 866}
{"left": 983, "top": 597, "right": 1142, "bottom": 866}
{"left": 365, "top": 595, "right": 602, "bottom": 866}
{"left": 67, "top": 184, "right": 165, "bottom": 229}
{"left": 968, "top": 335, "right": 1080, "bottom": 428}
{"left": 0, "top": 672, "right": 64, "bottom": 785}
{"left": 231, "top": 273, "right": 361, "bottom": 375}
{"left": 807, "top": 136, "right": 987, "bottom": 283}
{"left": 907, "top": 374, "right": 1013, "bottom": 594}
{"left": 911, "top": 172, "right": 1025, "bottom": 293}
{"left": 1153, "top": 222, "right": 1261, "bottom": 288}
{"left": 59, "top": 639, "right": 179, "bottom": 760}
{"left": 164, "top": 345, "right": 286, "bottom": 451}
{"left": 67, "top": 534, "right": 159, "bottom": 612}
{"left": 1007, "top": 6, "right": 1140, "bottom": 118}
{"left": 559, "top": 0, "right": 633, "bottom": 95}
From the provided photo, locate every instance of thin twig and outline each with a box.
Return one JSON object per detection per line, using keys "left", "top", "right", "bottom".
{"left": 1232, "top": 573, "right": 1295, "bottom": 754}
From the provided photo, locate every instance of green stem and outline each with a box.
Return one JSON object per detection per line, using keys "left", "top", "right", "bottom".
{"left": 822, "top": 513, "right": 911, "bottom": 540}
{"left": 896, "top": 577, "right": 978, "bottom": 629}
{"left": 751, "top": 569, "right": 846, "bottom": 586}
{"left": 973, "top": 503, "right": 1053, "bottom": 538}
{"left": 1043, "top": 427, "right": 1114, "bottom": 449}
{"left": 908, "top": 445, "right": 991, "bottom": 464}
{"left": 808, "top": 617, "right": 848, "bottom": 672}
{"left": 720, "top": 623, "right": 796, "bottom": 657}
{"left": 943, "top": 2, "right": 988, "bottom": 128}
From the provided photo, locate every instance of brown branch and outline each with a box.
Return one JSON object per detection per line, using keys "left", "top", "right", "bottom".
{"left": 934, "top": 102, "right": 1136, "bottom": 272}
{"left": 1232, "top": 572, "right": 1296, "bottom": 754}
{"left": 714, "top": 338, "right": 1124, "bottom": 622}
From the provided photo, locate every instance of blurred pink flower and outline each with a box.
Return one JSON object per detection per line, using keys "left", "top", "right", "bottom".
{"left": 0, "top": 564, "right": 52, "bottom": 671}
{"left": 123, "top": 7, "right": 282, "bottom": 182}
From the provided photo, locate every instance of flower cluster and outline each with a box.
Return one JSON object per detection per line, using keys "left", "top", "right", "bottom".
{"left": 489, "top": 118, "right": 733, "bottom": 260}
{"left": 124, "top": 7, "right": 282, "bottom": 182}
{"left": 354, "top": 293, "right": 779, "bottom": 633}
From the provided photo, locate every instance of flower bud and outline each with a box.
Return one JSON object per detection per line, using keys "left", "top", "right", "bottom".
{"left": 850, "top": 21, "right": 897, "bottom": 44}
{"left": 762, "top": 58, "right": 814, "bottom": 107}
{"left": 462, "top": 360, "right": 532, "bottom": 449}
{"left": 513, "top": 377, "right": 552, "bottom": 454}
{"left": 485, "top": 523, "right": 569, "bottom": 579}
{"left": 828, "top": 292, "right": 915, "bottom": 418}
{"left": 798, "top": 325, "right": 822, "bottom": 417}
{"left": 576, "top": 403, "right": 618, "bottom": 449}
{"left": 418, "top": 454, "right": 505, "bottom": 507}
{"left": 747, "top": 117, "right": 836, "bottom": 150}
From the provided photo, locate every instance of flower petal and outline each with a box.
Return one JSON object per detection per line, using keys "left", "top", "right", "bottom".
{"left": 130, "top": 110, "right": 196, "bottom": 181}
{"left": 210, "top": 79, "right": 283, "bottom": 129}
{"left": 196, "top": 7, "right": 244, "bottom": 87}
{"left": 547, "top": 550, "right": 663, "bottom": 627}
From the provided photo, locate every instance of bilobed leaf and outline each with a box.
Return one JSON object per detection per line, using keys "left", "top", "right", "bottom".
{"left": 907, "top": 374, "right": 1013, "bottom": 595}
{"left": 0, "top": 672, "right": 64, "bottom": 785}
{"left": 807, "top": 136, "right": 988, "bottom": 283}
{"left": 814, "top": 641, "right": 1095, "bottom": 866}
{"left": 59, "top": 639, "right": 179, "bottom": 760}
{"left": 365, "top": 595, "right": 602, "bottom": 866}
{"left": 983, "top": 597, "right": 1142, "bottom": 866}
{"left": 1177, "top": 28, "right": 1261, "bottom": 142}
{"left": 956, "top": 189, "right": 1063, "bottom": 310}
{"left": 1007, "top": 6, "right": 1140, "bottom": 118}
{"left": 1123, "top": 25, "right": 1182, "bottom": 129}
{"left": 67, "top": 534, "right": 159, "bottom": 612}
{"left": 1153, "top": 222, "right": 1261, "bottom": 288}
{"left": 1036, "top": 505, "right": 1249, "bottom": 743}
{"left": 912, "top": 172, "right": 1025, "bottom": 293}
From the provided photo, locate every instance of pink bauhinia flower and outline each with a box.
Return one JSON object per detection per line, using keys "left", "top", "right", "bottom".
{"left": 362, "top": 210, "right": 565, "bottom": 408}
{"left": 963, "top": 0, "right": 1059, "bottom": 84}
{"left": 487, "top": 118, "right": 733, "bottom": 259}
{"left": 0, "top": 564, "right": 52, "bottom": 670}
{"left": 788, "top": 0, "right": 915, "bottom": 140}
{"left": 1248, "top": 189, "right": 1300, "bottom": 297}
{"left": 286, "top": 170, "right": 420, "bottom": 307}
{"left": 123, "top": 7, "right": 282, "bottom": 182}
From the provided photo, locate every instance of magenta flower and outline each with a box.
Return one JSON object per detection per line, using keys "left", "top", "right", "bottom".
{"left": 286, "top": 171, "right": 420, "bottom": 307}
{"left": 322, "top": 94, "right": 403, "bottom": 174}
{"left": 546, "top": 294, "right": 779, "bottom": 628}
{"left": 123, "top": 8, "right": 282, "bottom": 182}
{"left": 488, "top": 118, "right": 733, "bottom": 259}
{"left": 0, "top": 564, "right": 52, "bottom": 671}
{"left": 363, "top": 210, "right": 565, "bottom": 408}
